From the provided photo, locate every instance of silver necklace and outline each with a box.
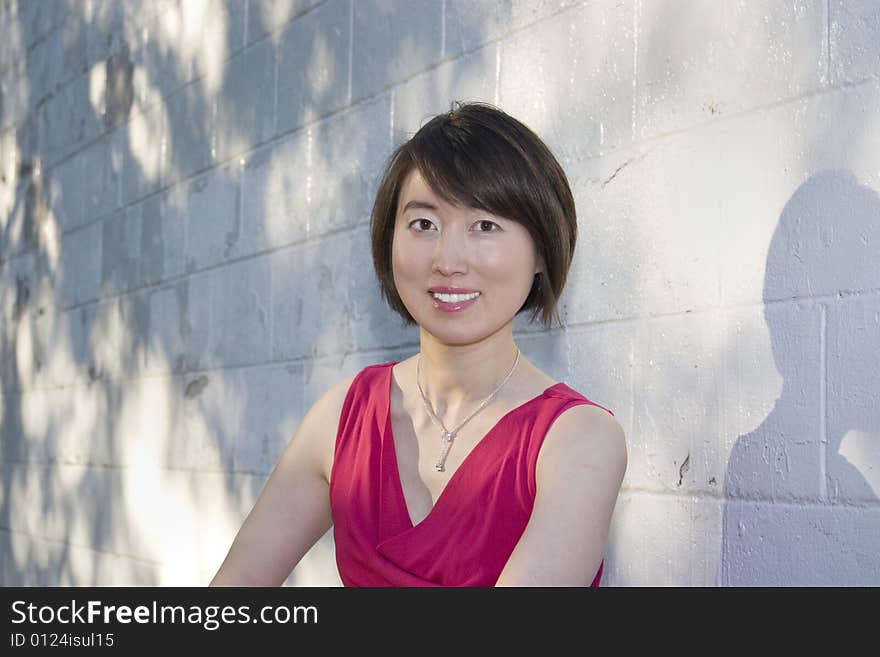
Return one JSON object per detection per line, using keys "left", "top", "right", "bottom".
{"left": 416, "top": 347, "right": 521, "bottom": 472}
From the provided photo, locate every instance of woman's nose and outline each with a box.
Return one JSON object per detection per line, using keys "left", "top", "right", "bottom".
{"left": 432, "top": 230, "right": 469, "bottom": 276}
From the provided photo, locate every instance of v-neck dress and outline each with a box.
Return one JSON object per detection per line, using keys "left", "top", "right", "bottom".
{"left": 329, "top": 361, "right": 614, "bottom": 587}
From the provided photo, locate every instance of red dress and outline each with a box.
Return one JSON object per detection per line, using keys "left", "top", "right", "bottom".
{"left": 329, "top": 361, "right": 614, "bottom": 586}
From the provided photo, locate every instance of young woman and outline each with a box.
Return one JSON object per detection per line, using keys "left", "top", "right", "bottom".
{"left": 210, "top": 102, "right": 627, "bottom": 587}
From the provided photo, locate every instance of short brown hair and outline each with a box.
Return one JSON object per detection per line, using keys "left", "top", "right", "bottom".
{"left": 370, "top": 101, "right": 577, "bottom": 330}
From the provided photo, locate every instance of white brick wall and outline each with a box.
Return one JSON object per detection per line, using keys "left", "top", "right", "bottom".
{"left": 1, "top": 0, "right": 877, "bottom": 586}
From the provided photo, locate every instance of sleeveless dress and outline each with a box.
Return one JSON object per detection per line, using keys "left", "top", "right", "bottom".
{"left": 329, "top": 361, "right": 615, "bottom": 586}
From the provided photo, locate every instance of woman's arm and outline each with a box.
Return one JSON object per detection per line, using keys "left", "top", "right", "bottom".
{"left": 495, "top": 403, "right": 627, "bottom": 586}
{"left": 209, "top": 375, "right": 355, "bottom": 586}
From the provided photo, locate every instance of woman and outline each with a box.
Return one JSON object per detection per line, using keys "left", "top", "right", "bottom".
{"left": 210, "top": 102, "right": 627, "bottom": 587}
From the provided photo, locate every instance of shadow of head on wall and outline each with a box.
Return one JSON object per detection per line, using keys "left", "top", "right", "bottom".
{"left": 722, "top": 169, "right": 880, "bottom": 585}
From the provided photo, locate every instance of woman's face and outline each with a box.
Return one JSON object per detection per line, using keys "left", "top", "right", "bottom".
{"left": 391, "top": 168, "right": 542, "bottom": 345}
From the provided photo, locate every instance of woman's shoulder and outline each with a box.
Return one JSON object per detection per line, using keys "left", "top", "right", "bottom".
{"left": 539, "top": 397, "right": 627, "bottom": 474}
{"left": 310, "top": 361, "right": 398, "bottom": 480}
{"left": 529, "top": 368, "right": 624, "bottom": 464}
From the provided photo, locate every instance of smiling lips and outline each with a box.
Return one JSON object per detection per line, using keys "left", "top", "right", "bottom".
{"left": 429, "top": 285, "right": 481, "bottom": 303}
{"left": 430, "top": 290, "right": 480, "bottom": 302}
{"left": 429, "top": 289, "right": 481, "bottom": 312}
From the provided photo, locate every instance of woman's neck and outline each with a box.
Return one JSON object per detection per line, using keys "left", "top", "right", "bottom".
{"left": 415, "top": 327, "right": 521, "bottom": 417}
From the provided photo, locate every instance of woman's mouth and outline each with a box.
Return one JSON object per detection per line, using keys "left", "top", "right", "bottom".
{"left": 429, "top": 291, "right": 481, "bottom": 313}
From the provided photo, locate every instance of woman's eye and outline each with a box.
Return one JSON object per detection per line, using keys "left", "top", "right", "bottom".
{"left": 409, "top": 218, "right": 435, "bottom": 231}
{"left": 474, "top": 219, "right": 500, "bottom": 232}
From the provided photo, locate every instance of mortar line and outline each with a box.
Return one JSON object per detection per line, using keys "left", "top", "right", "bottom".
{"left": 631, "top": 0, "right": 640, "bottom": 143}
{"left": 494, "top": 42, "right": 501, "bottom": 105}
{"left": 0, "top": 526, "right": 162, "bottom": 567}
{"left": 619, "top": 487, "right": 880, "bottom": 509}
{"left": 440, "top": 0, "right": 446, "bottom": 59}
{"left": 243, "top": 0, "right": 249, "bottom": 46}
{"left": 826, "top": 0, "right": 832, "bottom": 85}
{"left": 819, "top": 303, "right": 827, "bottom": 501}
{"left": 347, "top": 0, "right": 354, "bottom": 106}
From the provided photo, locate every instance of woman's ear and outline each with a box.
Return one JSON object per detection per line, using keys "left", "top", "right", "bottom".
{"left": 534, "top": 256, "right": 545, "bottom": 276}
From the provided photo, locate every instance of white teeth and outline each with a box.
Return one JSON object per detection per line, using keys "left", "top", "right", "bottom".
{"left": 432, "top": 291, "right": 480, "bottom": 303}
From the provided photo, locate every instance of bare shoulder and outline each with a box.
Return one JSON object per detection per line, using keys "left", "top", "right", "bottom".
{"left": 313, "top": 372, "right": 358, "bottom": 414}
{"left": 538, "top": 402, "right": 628, "bottom": 482}
{"left": 306, "top": 373, "right": 359, "bottom": 483}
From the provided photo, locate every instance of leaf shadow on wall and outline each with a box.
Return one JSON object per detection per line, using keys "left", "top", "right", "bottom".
{"left": 721, "top": 170, "right": 880, "bottom": 585}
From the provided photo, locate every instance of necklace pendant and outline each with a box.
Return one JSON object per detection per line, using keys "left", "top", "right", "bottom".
{"left": 435, "top": 433, "right": 454, "bottom": 472}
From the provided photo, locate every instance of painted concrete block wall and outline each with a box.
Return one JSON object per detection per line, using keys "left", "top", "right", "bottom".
{"left": 1, "top": 0, "right": 878, "bottom": 586}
